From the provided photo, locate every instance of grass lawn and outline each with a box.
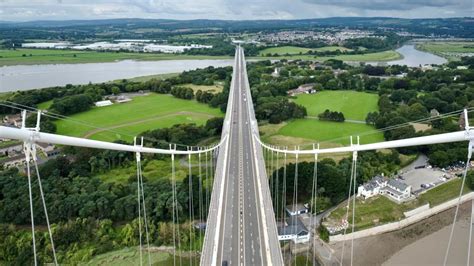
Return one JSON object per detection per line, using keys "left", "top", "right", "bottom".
{"left": 0, "top": 48, "right": 231, "bottom": 66}
{"left": 85, "top": 247, "right": 195, "bottom": 266}
{"left": 254, "top": 50, "right": 400, "bottom": 62}
{"left": 37, "top": 100, "right": 53, "bottom": 110}
{"left": 277, "top": 119, "right": 384, "bottom": 145}
{"left": 55, "top": 93, "right": 222, "bottom": 142}
{"left": 259, "top": 45, "right": 352, "bottom": 56}
{"left": 329, "top": 196, "right": 410, "bottom": 231}
{"left": 418, "top": 178, "right": 470, "bottom": 207}
{"left": 293, "top": 91, "right": 379, "bottom": 121}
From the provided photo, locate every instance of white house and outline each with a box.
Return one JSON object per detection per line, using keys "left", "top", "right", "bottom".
{"left": 357, "top": 175, "right": 412, "bottom": 203}
{"left": 285, "top": 203, "right": 309, "bottom": 216}
{"left": 277, "top": 216, "right": 310, "bottom": 244}
{"left": 357, "top": 175, "right": 386, "bottom": 199}
{"left": 383, "top": 179, "right": 411, "bottom": 202}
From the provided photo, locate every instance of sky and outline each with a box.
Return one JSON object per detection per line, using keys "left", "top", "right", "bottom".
{"left": 0, "top": 0, "right": 472, "bottom": 21}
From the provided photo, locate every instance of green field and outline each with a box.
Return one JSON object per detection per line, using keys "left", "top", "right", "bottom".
{"left": 114, "top": 73, "right": 180, "bottom": 83}
{"left": 85, "top": 247, "right": 195, "bottom": 266}
{"left": 293, "top": 91, "right": 379, "bottom": 121}
{"left": 416, "top": 41, "right": 474, "bottom": 61}
{"left": 278, "top": 119, "right": 384, "bottom": 145}
{"left": 37, "top": 100, "right": 53, "bottom": 110}
{"left": 259, "top": 45, "right": 352, "bottom": 56}
{"left": 0, "top": 48, "right": 231, "bottom": 66}
{"left": 55, "top": 93, "right": 222, "bottom": 142}
{"left": 256, "top": 49, "right": 400, "bottom": 62}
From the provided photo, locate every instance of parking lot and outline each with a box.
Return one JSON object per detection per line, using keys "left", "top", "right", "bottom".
{"left": 401, "top": 168, "right": 448, "bottom": 191}
{"left": 398, "top": 154, "right": 453, "bottom": 194}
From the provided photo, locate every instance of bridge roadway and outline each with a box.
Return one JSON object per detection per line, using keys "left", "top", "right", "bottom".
{"left": 201, "top": 47, "right": 283, "bottom": 265}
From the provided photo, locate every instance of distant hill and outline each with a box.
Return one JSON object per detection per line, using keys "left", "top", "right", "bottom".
{"left": 0, "top": 17, "right": 472, "bottom": 39}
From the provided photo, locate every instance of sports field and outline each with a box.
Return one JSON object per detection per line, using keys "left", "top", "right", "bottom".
{"left": 0, "top": 48, "right": 230, "bottom": 66}
{"left": 293, "top": 91, "right": 379, "bottom": 121}
{"left": 260, "top": 90, "right": 383, "bottom": 147}
{"left": 259, "top": 45, "right": 352, "bottom": 56}
{"left": 54, "top": 93, "right": 222, "bottom": 142}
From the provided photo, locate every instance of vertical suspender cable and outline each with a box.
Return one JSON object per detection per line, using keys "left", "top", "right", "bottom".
{"left": 33, "top": 152, "right": 58, "bottom": 265}
{"left": 306, "top": 144, "right": 318, "bottom": 266}
{"left": 468, "top": 199, "right": 474, "bottom": 266}
{"left": 24, "top": 143, "right": 38, "bottom": 266}
{"left": 350, "top": 151, "right": 358, "bottom": 266}
{"left": 188, "top": 147, "right": 194, "bottom": 266}
{"left": 135, "top": 148, "right": 143, "bottom": 266}
{"left": 198, "top": 148, "right": 203, "bottom": 249}
{"left": 281, "top": 148, "right": 288, "bottom": 260}
{"left": 275, "top": 150, "right": 280, "bottom": 220}
{"left": 293, "top": 146, "right": 299, "bottom": 266}
{"left": 271, "top": 148, "right": 275, "bottom": 206}
{"left": 340, "top": 151, "right": 356, "bottom": 266}
{"left": 205, "top": 149, "right": 209, "bottom": 218}
{"left": 443, "top": 146, "right": 472, "bottom": 266}
{"left": 137, "top": 148, "right": 152, "bottom": 266}
{"left": 170, "top": 145, "right": 177, "bottom": 266}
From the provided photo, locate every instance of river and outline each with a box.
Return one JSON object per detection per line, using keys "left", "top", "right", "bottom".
{"left": 0, "top": 59, "right": 234, "bottom": 92}
{"left": 0, "top": 45, "right": 448, "bottom": 92}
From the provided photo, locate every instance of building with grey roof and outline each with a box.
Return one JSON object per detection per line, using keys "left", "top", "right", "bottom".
{"left": 358, "top": 175, "right": 412, "bottom": 203}
{"left": 277, "top": 216, "right": 310, "bottom": 244}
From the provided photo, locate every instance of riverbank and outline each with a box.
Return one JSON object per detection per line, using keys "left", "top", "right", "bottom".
{"left": 0, "top": 59, "right": 234, "bottom": 92}
{"left": 327, "top": 201, "right": 472, "bottom": 265}
{"left": 0, "top": 48, "right": 232, "bottom": 66}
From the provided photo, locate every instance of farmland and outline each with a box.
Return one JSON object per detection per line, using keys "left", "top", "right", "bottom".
{"left": 0, "top": 48, "right": 230, "bottom": 66}
{"left": 416, "top": 41, "right": 474, "bottom": 61}
{"left": 256, "top": 48, "right": 400, "bottom": 62}
{"left": 258, "top": 45, "right": 352, "bottom": 55}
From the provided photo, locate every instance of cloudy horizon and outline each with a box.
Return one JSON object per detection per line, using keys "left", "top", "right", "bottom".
{"left": 0, "top": 0, "right": 472, "bottom": 22}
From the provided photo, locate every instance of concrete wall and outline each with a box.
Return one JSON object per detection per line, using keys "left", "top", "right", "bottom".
{"left": 330, "top": 192, "right": 474, "bottom": 242}
{"left": 404, "top": 203, "right": 430, "bottom": 217}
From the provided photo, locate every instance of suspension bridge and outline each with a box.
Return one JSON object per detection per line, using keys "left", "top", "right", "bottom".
{"left": 1, "top": 46, "right": 474, "bottom": 265}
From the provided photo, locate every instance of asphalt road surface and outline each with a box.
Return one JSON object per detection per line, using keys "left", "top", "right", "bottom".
{"left": 201, "top": 46, "right": 283, "bottom": 265}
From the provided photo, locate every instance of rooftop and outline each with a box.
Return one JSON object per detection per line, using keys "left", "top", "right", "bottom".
{"left": 387, "top": 178, "right": 410, "bottom": 191}
{"left": 277, "top": 216, "right": 308, "bottom": 236}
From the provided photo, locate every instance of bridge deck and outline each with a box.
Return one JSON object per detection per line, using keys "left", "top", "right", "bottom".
{"left": 201, "top": 47, "right": 283, "bottom": 265}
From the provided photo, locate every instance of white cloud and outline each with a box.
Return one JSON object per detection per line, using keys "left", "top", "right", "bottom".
{"left": 0, "top": 0, "right": 470, "bottom": 21}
